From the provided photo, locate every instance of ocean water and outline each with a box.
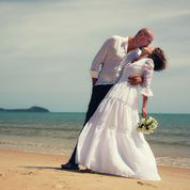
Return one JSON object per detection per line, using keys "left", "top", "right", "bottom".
{"left": 0, "top": 112, "right": 190, "bottom": 169}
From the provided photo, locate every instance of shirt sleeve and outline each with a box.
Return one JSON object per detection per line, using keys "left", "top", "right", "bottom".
{"left": 90, "top": 38, "right": 113, "bottom": 78}
{"left": 125, "top": 48, "right": 142, "bottom": 64}
{"left": 140, "top": 59, "right": 154, "bottom": 97}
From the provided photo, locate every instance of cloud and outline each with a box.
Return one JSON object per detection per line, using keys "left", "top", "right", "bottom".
{"left": 0, "top": 0, "right": 190, "bottom": 112}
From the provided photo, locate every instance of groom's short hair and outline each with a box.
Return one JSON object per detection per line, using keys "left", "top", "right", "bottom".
{"left": 136, "top": 28, "right": 155, "bottom": 41}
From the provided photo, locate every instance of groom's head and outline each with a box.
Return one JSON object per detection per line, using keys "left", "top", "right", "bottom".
{"left": 134, "top": 28, "right": 154, "bottom": 48}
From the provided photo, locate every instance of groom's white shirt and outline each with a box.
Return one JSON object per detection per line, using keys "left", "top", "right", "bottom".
{"left": 90, "top": 35, "right": 141, "bottom": 86}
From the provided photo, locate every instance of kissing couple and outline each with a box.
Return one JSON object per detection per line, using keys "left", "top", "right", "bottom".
{"left": 62, "top": 28, "right": 167, "bottom": 181}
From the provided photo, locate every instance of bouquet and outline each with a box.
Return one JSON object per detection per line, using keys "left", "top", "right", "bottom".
{"left": 137, "top": 116, "right": 159, "bottom": 135}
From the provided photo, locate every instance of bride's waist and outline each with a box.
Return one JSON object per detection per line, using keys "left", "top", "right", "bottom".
{"left": 104, "top": 83, "right": 139, "bottom": 108}
{"left": 116, "top": 81, "right": 140, "bottom": 88}
{"left": 107, "top": 82, "right": 139, "bottom": 97}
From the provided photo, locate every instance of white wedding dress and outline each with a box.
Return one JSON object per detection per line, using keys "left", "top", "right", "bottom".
{"left": 76, "top": 57, "right": 161, "bottom": 181}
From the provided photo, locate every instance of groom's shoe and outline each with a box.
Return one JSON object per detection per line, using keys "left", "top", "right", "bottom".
{"left": 61, "top": 162, "right": 79, "bottom": 171}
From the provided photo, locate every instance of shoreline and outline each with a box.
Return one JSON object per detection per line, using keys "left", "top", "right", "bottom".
{"left": 1, "top": 141, "right": 190, "bottom": 169}
{"left": 0, "top": 148, "right": 190, "bottom": 190}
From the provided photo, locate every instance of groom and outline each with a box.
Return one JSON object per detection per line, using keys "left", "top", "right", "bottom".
{"left": 61, "top": 28, "right": 155, "bottom": 170}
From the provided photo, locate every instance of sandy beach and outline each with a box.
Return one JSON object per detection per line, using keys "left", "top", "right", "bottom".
{"left": 0, "top": 149, "right": 189, "bottom": 190}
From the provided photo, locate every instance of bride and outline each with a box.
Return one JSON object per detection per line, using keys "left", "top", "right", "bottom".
{"left": 76, "top": 47, "right": 167, "bottom": 181}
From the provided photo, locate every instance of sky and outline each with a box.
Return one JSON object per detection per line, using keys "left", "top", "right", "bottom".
{"left": 0, "top": 0, "right": 190, "bottom": 113}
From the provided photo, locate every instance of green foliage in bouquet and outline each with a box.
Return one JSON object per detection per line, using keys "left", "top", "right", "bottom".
{"left": 137, "top": 116, "right": 159, "bottom": 135}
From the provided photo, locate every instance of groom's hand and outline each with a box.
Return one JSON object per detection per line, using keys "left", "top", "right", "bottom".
{"left": 128, "top": 76, "right": 143, "bottom": 86}
{"left": 92, "top": 78, "right": 98, "bottom": 86}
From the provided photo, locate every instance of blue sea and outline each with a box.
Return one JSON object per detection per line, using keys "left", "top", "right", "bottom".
{"left": 0, "top": 112, "right": 190, "bottom": 169}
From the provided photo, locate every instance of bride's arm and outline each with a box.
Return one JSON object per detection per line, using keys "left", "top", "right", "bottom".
{"left": 142, "top": 95, "right": 148, "bottom": 118}
{"left": 140, "top": 59, "right": 154, "bottom": 117}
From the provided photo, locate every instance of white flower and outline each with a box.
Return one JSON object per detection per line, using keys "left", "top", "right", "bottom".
{"left": 137, "top": 116, "right": 159, "bottom": 135}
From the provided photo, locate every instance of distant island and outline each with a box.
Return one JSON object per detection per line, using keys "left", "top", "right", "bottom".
{"left": 0, "top": 106, "right": 50, "bottom": 113}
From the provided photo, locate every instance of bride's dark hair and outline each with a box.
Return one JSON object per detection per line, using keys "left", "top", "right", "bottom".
{"left": 149, "top": 48, "right": 167, "bottom": 71}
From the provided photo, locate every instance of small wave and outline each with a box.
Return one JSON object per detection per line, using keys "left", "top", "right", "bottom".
{"left": 149, "top": 139, "right": 190, "bottom": 147}
{"left": 156, "top": 156, "right": 190, "bottom": 169}
{"left": 156, "top": 130, "right": 190, "bottom": 138}
{"left": 0, "top": 124, "right": 82, "bottom": 130}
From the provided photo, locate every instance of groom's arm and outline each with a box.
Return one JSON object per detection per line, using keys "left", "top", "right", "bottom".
{"left": 90, "top": 38, "right": 112, "bottom": 86}
{"left": 126, "top": 49, "right": 143, "bottom": 86}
